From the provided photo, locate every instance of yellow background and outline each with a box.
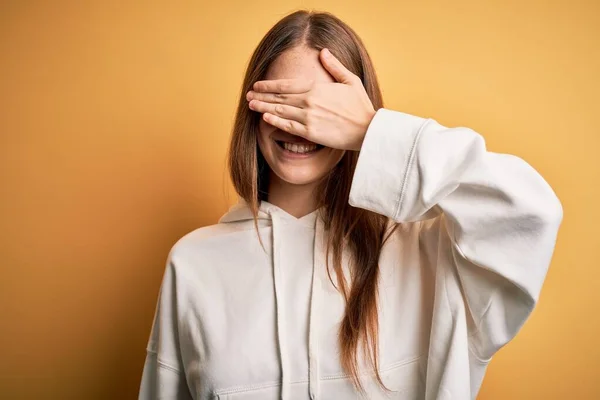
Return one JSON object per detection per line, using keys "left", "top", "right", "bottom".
{"left": 1, "top": 1, "right": 598, "bottom": 398}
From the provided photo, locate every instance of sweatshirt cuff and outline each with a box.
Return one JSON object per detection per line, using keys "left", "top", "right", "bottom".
{"left": 348, "top": 108, "right": 427, "bottom": 221}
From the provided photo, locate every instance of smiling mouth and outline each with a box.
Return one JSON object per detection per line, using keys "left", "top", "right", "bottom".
{"left": 275, "top": 140, "right": 325, "bottom": 154}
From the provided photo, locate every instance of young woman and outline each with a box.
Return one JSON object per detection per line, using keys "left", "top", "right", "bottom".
{"left": 139, "top": 10, "right": 562, "bottom": 400}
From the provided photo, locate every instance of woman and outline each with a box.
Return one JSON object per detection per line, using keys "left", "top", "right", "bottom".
{"left": 139, "top": 10, "right": 562, "bottom": 400}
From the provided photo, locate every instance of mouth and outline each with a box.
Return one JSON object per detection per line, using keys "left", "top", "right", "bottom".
{"left": 274, "top": 139, "right": 325, "bottom": 155}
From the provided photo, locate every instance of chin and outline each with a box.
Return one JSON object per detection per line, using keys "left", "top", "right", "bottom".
{"left": 271, "top": 165, "right": 328, "bottom": 186}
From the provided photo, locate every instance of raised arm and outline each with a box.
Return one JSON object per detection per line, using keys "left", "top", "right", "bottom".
{"left": 349, "top": 108, "right": 563, "bottom": 360}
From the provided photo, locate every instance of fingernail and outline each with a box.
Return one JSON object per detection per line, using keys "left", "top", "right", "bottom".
{"left": 246, "top": 91, "right": 252, "bottom": 101}
{"left": 323, "top": 48, "right": 330, "bottom": 58}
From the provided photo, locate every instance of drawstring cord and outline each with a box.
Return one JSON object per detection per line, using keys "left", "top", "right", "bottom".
{"left": 270, "top": 209, "right": 290, "bottom": 400}
{"left": 308, "top": 215, "right": 323, "bottom": 399}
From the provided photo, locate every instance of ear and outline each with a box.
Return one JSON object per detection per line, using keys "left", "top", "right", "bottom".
{"left": 320, "top": 48, "right": 358, "bottom": 85}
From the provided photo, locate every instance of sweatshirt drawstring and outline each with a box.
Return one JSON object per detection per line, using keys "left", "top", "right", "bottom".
{"left": 270, "top": 209, "right": 290, "bottom": 400}
{"left": 308, "top": 215, "right": 323, "bottom": 400}
{"left": 269, "top": 208, "right": 322, "bottom": 400}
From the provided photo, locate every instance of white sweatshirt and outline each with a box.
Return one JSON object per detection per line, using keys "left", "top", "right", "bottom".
{"left": 139, "top": 109, "right": 562, "bottom": 400}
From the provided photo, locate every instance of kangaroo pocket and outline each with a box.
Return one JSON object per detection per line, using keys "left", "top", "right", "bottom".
{"left": 214, "top": 355, "right": 425, "bottom": 400}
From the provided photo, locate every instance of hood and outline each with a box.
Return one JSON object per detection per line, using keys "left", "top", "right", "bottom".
{"left": 219, "top": 197, "right": 324, "bottom": 227}
{"left": 218, "top": 197, "right": 275, "bottom": 223}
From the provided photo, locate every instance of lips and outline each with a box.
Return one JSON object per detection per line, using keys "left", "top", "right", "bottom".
{"left": 270, "top": 130, "right": 326, "bottom": 154}
{"left": 274, "top": 139, "right": 324, "bottom": 151}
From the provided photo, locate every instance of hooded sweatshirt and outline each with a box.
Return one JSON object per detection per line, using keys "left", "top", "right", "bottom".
{"left": 138, "top": 109, "right": 562, "bottom": 400}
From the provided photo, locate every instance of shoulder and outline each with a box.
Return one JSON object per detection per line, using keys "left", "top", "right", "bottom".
{"left": 169, "top": 220, "right": 257, "bottom": 262}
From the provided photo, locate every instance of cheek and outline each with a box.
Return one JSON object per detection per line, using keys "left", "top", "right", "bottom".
{"left": 329, "top": 149, "right": 346, "bottom": 169}
{"left": 256, "top": 120, "right": 272, "bottom": 151}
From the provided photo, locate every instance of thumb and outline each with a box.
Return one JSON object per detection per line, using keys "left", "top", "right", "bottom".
{"left": 320, "top": 48, "right": 357, "bottom": 85}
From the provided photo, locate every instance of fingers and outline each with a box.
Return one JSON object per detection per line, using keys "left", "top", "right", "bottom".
{"left": 253, "top": 79, "right": 312, "bottom": 94}
{"left": 246, "top": 91, "right": 305, "bottom": 108}
{"left": 262, "top": 113, "right": 308, "bottom": 138}
{"left": 249, "top": 99, "right": 307, "bottom": 125}
{"left": 319, "top": 48, "right": 359, "bottom": 85}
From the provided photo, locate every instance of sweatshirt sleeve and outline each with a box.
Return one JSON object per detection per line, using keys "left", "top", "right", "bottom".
{"left": 139, "top": 257, "right": 194, "bottom": 400}
{"left": 348, "top": 108, "right": 563, "bottom": 360}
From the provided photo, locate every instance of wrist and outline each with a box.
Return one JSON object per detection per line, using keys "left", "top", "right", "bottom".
{"left": 355, "top": 108, "right": 376, "bottom": 151}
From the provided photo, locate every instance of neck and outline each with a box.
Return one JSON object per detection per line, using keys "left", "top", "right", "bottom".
{"left": 266, "top": 173, "right": 320, "bottom": 219}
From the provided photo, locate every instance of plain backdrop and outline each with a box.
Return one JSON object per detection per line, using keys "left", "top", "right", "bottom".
{"left": 1, "top": 0, "right": 598, "bottom": 398}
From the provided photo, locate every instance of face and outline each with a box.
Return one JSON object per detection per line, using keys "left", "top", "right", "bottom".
{"left": 256, "top": 46, "right": 346, "bottom": 188}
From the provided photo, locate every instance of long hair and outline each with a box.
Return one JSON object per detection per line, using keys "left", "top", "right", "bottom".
{"left": 227, "top": 9, "right": 398, "bottom": 392}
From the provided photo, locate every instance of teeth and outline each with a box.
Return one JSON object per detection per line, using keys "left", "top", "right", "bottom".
{"left": 283, "top": 142, "right": 317, "bottom": 153}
